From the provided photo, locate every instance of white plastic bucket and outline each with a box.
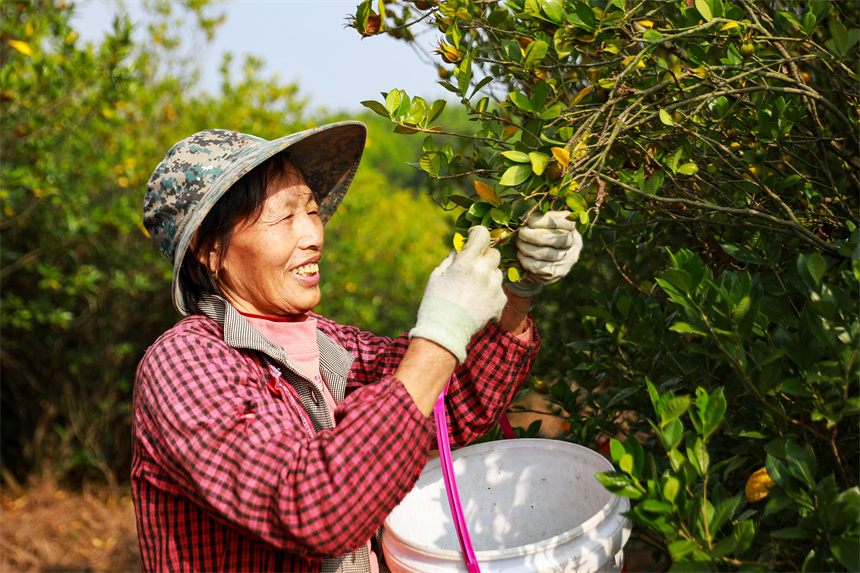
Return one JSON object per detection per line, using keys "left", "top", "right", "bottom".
{"left": 382, "top": 439, "right": 631, "bottom": 573}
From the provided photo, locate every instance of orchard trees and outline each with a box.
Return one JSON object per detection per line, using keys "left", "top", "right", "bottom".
{"left": 350, "top": 0, "right": 859, "bottom": 570}
{"left": 0, "top": 0, "right": 306, "bottom": 486}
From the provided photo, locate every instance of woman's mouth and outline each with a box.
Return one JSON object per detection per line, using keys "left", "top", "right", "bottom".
{"left": 291, "top": 262, "right": 319, "bottom": 278}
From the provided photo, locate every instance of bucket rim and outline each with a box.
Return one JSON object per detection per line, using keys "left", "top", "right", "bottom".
{"left": 383, "top": 438, "right": 628, "bottom": 562}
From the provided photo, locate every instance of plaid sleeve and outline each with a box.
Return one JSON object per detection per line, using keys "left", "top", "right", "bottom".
{"left": 133, "top": 318, "right": 434, "bottom": 559}
{"left": 314, "top": 316, "right": 541, "bottom": 448}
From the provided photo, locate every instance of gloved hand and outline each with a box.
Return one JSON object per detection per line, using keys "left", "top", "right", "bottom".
{"left": 411, "top": 226, "right": 507, "bottom": 364}
{"left": 506, "top": 210, "right": 583, "bottom": 298}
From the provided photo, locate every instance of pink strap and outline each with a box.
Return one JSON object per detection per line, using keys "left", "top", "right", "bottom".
{"left": 498, "top": 412, "right": 516, "bottom": 440}
{"left": 434, "top": 379, "right": 481, "bottom": 573}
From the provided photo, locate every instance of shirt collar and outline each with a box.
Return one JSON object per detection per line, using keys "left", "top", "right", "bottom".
{"left": 197, "top": 293, "right": 352, "bottom": 402}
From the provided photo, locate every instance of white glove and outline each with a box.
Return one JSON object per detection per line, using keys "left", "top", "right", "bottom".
{"left": 410, "top": 226, "right": 507, "bottom": 363}
{"left": 507, "top": 210, "right": 583, "bottom": 297}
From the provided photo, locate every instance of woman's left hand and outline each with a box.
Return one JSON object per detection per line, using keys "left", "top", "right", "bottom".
{"left": 506, "top": 210, "right": 583, "bottom": 297}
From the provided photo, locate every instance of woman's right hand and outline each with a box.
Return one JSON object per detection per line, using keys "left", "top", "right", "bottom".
{"left": 410, "top": 226, "right": 507, "bottom": 364}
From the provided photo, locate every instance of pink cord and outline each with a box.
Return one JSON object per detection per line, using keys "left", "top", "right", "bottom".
{"left": 434, "top": 379, "right": 481, "bottom": 573}
{"left": 498, "top": 412, "right": 516, "bottom": 440}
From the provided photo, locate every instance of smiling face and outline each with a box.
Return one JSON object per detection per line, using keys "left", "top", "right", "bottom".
{"left": 209, "top": 162, "right": 324, "bottom": 317}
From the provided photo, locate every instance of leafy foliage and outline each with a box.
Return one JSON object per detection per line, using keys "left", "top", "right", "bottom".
{"left": 0, "top": 1, "right": 450, "bottom": 487}
{"left": 351, "top": 0, "right": 859, "bottom": 569}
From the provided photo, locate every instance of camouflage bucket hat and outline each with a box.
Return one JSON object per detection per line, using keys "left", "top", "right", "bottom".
{"left": 143, "top": 121, "right": 366, "bottom": 315}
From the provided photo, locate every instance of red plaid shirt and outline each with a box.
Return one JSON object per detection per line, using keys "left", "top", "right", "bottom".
{"left": 131, "top": 295, "right": 539, "bottom": 572}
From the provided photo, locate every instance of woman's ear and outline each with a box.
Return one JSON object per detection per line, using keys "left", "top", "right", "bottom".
{"left": 191, "top": 234, "right": 219, "bottom": 274}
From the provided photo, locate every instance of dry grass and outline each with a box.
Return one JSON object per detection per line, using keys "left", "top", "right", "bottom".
{"left": 0, "top": 479, "right": 140, "bottom": 573}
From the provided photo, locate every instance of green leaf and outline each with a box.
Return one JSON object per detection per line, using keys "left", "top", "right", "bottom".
{"left": 609, "top": 438, "right": 625, "bottom": 465}
{"left": 529, "top": 152, "right": 551, "bottom": 175}
{"left": 670, "top": 322, "right": 707, "bottom": 336}
{"left": 733, "top": 520, "right": 755, "bottom": 555}
{"left": 456, "top": 52, "right": 472, "bottom": 97}
{"left": 659, "top": 109, "right": 674, "bottom": 126}
{"left": 721, "top": 243, "right": 767, "bottom": 265}
{"left": 501, "top": 150, "right": 531, "bottom": 163}
{"left": 687, "top": 435, "right": 709, "bottom": 476}
{"left": 619, "top": 452, "right": 634, "bottom": 474}
{"left": 830, "top": 536, "right": 860, "bottom": 572}
{"left": 660, "top": 268, "right": 693, "bottom": 294}
{"left": 499, "top": 164, "right": 532, "bottom": 186}
{"left": 710, "top": 534, "right": 738, "bottom": 558}
{"left": 509, "top": 91, "right": 533, "bottom": 111}
{"left": 802, "top": 10, "right": 816, "bottom": 35}
{"left": 540, "top": 0, "right": 564, "bottom": 25}
{"left": 711, "top": 493, "right": 742, "bottom": 532}
{"left": 643, "top": 29, "right": 663, "bottom": 42}
{"left": 447, "top": 194, "right": 474, "bottom": 209}
{"left": 703, "top": 387, "right": 726, "bottom": 440}
{"left": 405, "top": 96, "right": 427, "bottom": 125}
{"left": 469, "top": 76, "right": 494, "bottom": 100}
{"left": 426, "top": 99, "right": 447, "bottom": 125}
{"left": 778, "top": 10, "right": 802, "bottom": 28}
{"left": 663, "top": 475, "right": 681, "bottom": 503}
{"left": 419, "top": 151, "right": 444, "bottom": 176}
{"left": 490, "top": 207, "right": 511, "bottom": 225}
{"left": 776, "top": 174, "right": 802, "bottom": 190}
{"left": 595, "top": 471, "right": 644, "bottom": 499}
{"left": 646, "top": 378, "right": 661, "bottom": 413}
{"left": 467, "top": 201, "right": 492, "bottom": 219}
{"left": 695, "top": 0, "right": 713, "bottom": 21}
{"left": 540, "top": 103, "right": 562, "bottom": 120}
{"left": 360, "top": 100, "right": 390, "bottom": 118}
{"left": 662, "top": 395, "right": 691, "bottom": 427}
{"left": 575, "top": 2, "right": 596, "bottom": 31}
{"left": 665, "top": 147, "right": 685, "bottom": 173}
{"left": 663, "top": 418, "right": 684, "bottom": 451}
{"left": 806, "top": 251, "right": 827, "bottom": 287}
{"left": 566, "top": 192, "right": 587, "bottom": 213}
{"left": 643, "top": 172, "right": 664, "bottom": 195}
{"left": 523, "top": 40, "right": 549, "bottom": 67}
{"left": 626, "top": 435, "right": 645, "bottom": 477}
{"left": 781, "top": 378, "right": 813, "bottom": 397}
{"left": 640, "top": 499, "right": 673, "bottom": 513}
{"left": 829, "top": 19, "right": 848, "bottom": 55}
{"left": 784, "top": 441, "right": 816, "bottom": 488}
{"left": 678, "top": 162, "right": 699, "bottom": 175}
{"left": 385, "top": 89, "right": 404, "bottom": 116}
{"left": 668, "top": 539, "right": 698, "bottom": 559}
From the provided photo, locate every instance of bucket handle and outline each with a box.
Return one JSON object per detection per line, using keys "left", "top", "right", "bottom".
{"left": 434, "top": 378, "right": 516, "bottom": 573}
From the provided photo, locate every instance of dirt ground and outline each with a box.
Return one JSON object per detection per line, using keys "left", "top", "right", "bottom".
{"left": 0, "top": 480, "right": 140, "bottom": 573}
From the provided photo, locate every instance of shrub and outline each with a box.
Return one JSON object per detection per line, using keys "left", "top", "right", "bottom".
{"left": 350, "top": 0, "right": 859, "bottom": 569}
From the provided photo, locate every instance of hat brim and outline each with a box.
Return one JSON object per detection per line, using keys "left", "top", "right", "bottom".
{"left": 170, "top": 121, "right": 366, "bottom": 315}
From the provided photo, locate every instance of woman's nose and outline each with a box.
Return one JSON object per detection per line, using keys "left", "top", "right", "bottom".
{"left": 296, "top": 213, "right": 324, "bottom": 250}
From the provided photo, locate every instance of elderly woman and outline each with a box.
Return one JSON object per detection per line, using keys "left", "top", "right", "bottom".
{"left": 132, "top": 122, "right": 582, "bottom": 573}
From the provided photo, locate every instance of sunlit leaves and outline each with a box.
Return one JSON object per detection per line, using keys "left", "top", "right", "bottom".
{"left": 499, "top": 164, "right": 532, "bottom": 187}
{"left": 350, "top": 1, "right": 860, "bottom": 568}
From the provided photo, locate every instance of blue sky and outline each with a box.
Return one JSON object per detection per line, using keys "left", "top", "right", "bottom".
{"left": 71, "top": 0, "right": 450, "bottom": 113}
